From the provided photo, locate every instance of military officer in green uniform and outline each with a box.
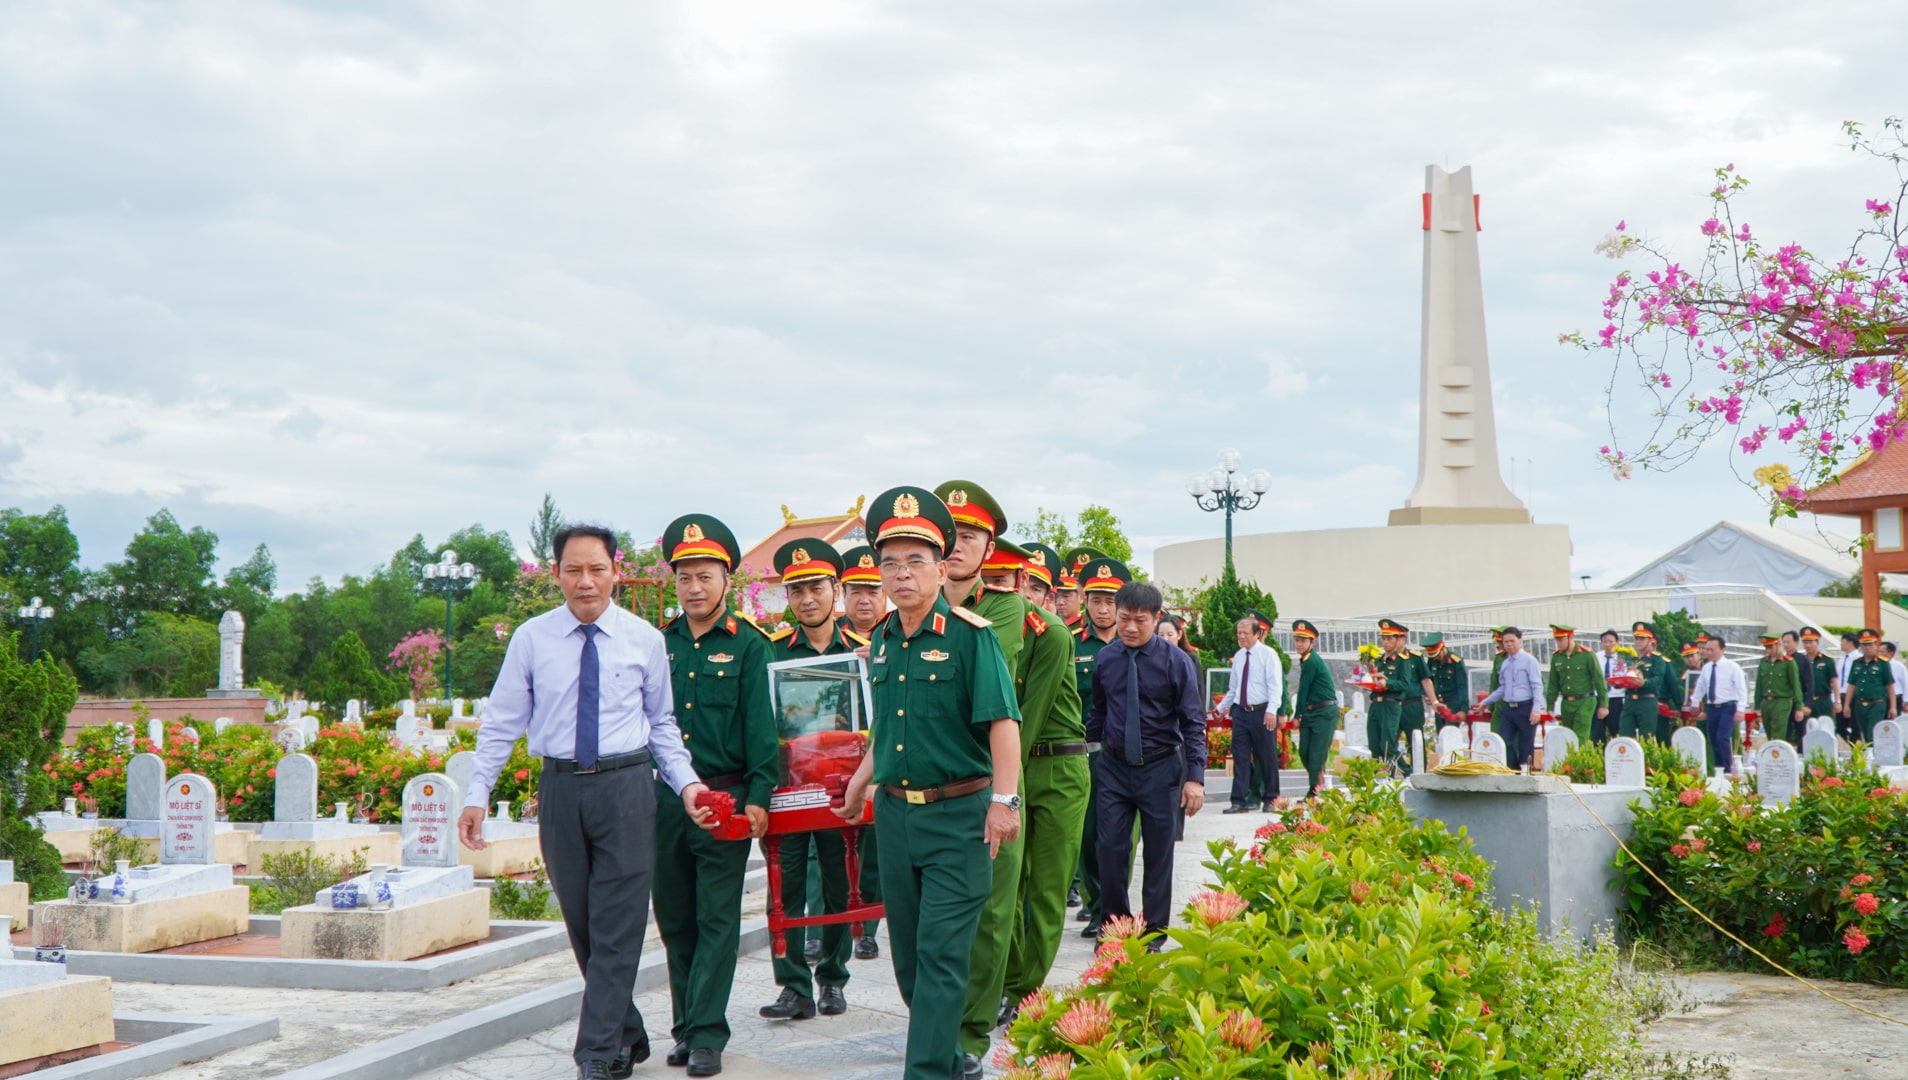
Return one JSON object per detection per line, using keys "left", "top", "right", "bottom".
{"left": 1544, "top": 625, "right": 1607, "bottom": 744}
{"left": 1842, "top": 628, "right": 1896, "bottom": 742}
{"left": 997, "top": 541, "right": 1090, "bottom": 1028}
{"left": 755, "top": 540, "right": 868, "bottom": 1023}
{"left": 1619, "top": 622, "right": 1682, "bottom": 742}
{"left": 1369, "top": 619, "right": 1435, "bottom": 773}
{"left": 834, "top": 486, "right": 1022, "bottom": 1080}
{"left": 1071, "top": 553, "right": 1125, "bottom": 934}
{"left": 1488, "top": 627, "right": 1508, "bottom": 734}
{"left": 1020, "top": 542, "right": 1066, "bottom": 612}
{"left": 655, "top": 515, "right": 780, "bottom": 1076}
{"left": 1423, "top": 633, "right": 1467, "bottom": 730}
{"left": 1059, "top": 547, "right": 1105, "bottom": 634}
{"left": 837, "top": 544, "right": 887, "bottom": 959}
{"left": 1798, "top": 627, "right": 1839, "bottom": 735}
{"left": 1289, "top": 620, "right": 1337, "bottom": 797}
{"left": 1752, "top": 633, "right": 1804, "bottom": 744}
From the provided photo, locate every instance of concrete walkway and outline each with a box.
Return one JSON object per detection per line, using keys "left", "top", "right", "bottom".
{"left": 419, "top": 802, "right": 1264, "bottom": 1080}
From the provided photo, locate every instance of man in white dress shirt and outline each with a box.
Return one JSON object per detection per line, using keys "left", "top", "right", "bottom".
{"left": 1595, "top": 630, "right": 1625, "bottom": 744}
{"left": 1692, "top": 635, "right": 1748, "bottom": 773}
{"left": 1218, "top": 615, "right": 1282, "bottom": 813}
{"left": 459, "top": 525, "right": 717, "bottom": 1080}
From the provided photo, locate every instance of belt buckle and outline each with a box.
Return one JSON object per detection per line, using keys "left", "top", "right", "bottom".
{"left": 904, "top": 789, "right": 927, "bottom": 805}
{"left": 574, "top": 761, "right": 599, "bottom": 775}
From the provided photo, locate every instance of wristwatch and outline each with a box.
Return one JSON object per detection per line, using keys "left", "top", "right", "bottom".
{"left": 991, "top": 793, "right": 1022, "bottom": 811}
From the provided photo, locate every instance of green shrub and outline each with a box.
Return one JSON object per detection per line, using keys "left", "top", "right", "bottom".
{"left": 1001, "top": 766, "right": 1678, "bottom": 1078}
{"left": 0, "top": 817, "right": 68, "bottom": 901}
{"left": 1548, "top": 735, "right": 1696, "bottom": 784}
{"left": 87, "top": 825, "right": 148, "bottom": 872}
{"left": 1620, "top": 748, "right": 1908, "bottom": 984}
{"left": 490, "top": 859, "right": 558, "bottom": 920}
{"left": 250, "top": 846, "right": 370, "bottom": 915}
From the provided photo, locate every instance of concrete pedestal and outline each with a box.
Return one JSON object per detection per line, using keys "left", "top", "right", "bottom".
{"left": 34, "top": 887, "right": 251, "bottom": 953}
{"left": 0, "top": 974, "right": 116, "bottom": 1066}
{"left": 460, "top": 833, "right": 544, "bottom": 878}
{"left": 1403, "top": 773, "right": 1650, "bottom": 943}
{"left": 0, "top": 881, "right": 27, "bottom": 929}
{"left": 279, "top": 888, "right": 490, "bottom": 961}
{"left": 246, "top": 831, "right": 401, "bottom": 870}
{"left": 39, "top": 828, "right": 100, "bottom": 866}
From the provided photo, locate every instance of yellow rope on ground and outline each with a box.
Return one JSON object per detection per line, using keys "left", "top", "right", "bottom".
{"left": 1428, "top": 758, "right": 1518, "bottom": 777}
{"left": 1562, "top": 781, "right": 1908, "bottom": 1028}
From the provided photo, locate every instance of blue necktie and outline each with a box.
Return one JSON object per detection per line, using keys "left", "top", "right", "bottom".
{"left": 1125, "top": 643, "right": 1143, "bottom": 766}
{"left": 577, "top": 623, "right": 601, "bottom": 769}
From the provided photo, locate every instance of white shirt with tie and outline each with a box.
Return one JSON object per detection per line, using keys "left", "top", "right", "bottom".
{"left": 1692, "top": 656, "right": 1748, "bottom": 708}
{"left": 1599, "top": 649, "right": 1626, "bottom": 701}
{"left": 465, "top": 602, "right": 698, "bottom": 811}
{"left": 1216, "top": 640, "right": 1282, "bottom": 714}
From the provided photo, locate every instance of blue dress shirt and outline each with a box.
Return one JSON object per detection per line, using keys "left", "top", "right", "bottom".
{"left": 465, "top": 602, "right": 698, "bottom": 810}
{"left": 1480, "top": 650, "right": 1542, "bottom": 707}
{"left": 1085, "top": 635, "right": 1209, "bottom": 783}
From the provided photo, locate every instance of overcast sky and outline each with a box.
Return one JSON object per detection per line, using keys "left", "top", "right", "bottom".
{"left": 2, "top": 1, "right": 1902, "bottom": 594}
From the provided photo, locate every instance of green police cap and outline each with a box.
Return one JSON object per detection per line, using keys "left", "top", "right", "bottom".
{"left": 773, "top": 538, "right": 845, "bottom": 583}
{"left": 983, "top": 537, "right": 1032, "bottom": 575}
{"left": 933, "top": 480, "right": 1009, "bottom": 537}
{"left": 1077, "top": 557, "right": 1132, "bottom": 593}
{"left": 866, "top": 486, "right": 956, "bottom": 557}
{"left": 662, "top": 514, "right": 740, "bottom": 569}
{"left": 1022, "top": 542, "right": 1064, "bottom": 588}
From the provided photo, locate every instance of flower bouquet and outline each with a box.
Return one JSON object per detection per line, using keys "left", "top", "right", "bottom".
{"left": 1607, "top": 671, "right": 1645, "bottom": 690}
{"left": 1347, "top": 646, "right": 1387, "bottom": 693}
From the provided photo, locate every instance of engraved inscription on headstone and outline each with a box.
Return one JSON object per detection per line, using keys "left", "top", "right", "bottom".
{"left": 275, "top": 754, "right": 320, "bottom": 823}
{"left": 127, "top": 753, "right": 166, "bottom": 820}
{"left": 1474, "top": 731, "right": 1508, "bottom": 766}
{"left": 401, "top": 773, "right": 458, "bottom": 868}
{"left": 1758, "top": 741, "right": 1800, "bottom": 805}
{"left": 161, "top": 773, "right": 217, "bottom": 864}
{"left": 1604, "top": 736, "right": 1646, "bottom": 788}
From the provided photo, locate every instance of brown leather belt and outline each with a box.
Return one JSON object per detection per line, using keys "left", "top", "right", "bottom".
{"left": 881, "top": 775, "right": 990, "bottom": 806}
{"left": 1029, "top": 741, "right": 1092, "bottom": 758}
{"left": 699, "top": 771, "right": 745, "bottom": 789}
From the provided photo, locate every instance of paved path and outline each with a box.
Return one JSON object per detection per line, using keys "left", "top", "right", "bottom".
{"left": 1644, "top": 971, "right": 1908, "bottom": 1079}
{"left": 421, "top": 801, "right": 1264, "bottom": 1080}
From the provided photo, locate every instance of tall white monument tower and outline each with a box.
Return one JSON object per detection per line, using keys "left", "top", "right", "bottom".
{"left": 1389, "top": 165, "right": 1530, "bottom": 526}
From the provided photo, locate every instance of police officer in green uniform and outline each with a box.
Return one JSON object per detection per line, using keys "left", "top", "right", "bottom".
{"left": 834, "top": 486, "right": 1022, "bottom": 1080}
{"left": 1070, "top": 548, "right": 1121, "bottom": 934}
{"left": 1289, "top": 620, "right": 1337, "bottom": 797}
{"left": 755, "top": 540, "right": 868, "bottom": 1023}
{"left": 1620, "top": 622, "right": 1682, "bottom": 742}
{"left": 1369, "top": 618, "right": 1435, "bottom": 773}
{"left": 837, "top": 544, "right": 887, "bottom": 960}
{"left": 655, "top": 515, "right": 780, "bottom": 1076}
{"left": 996, "top": 542, "right": 1091, "bottom": 1031}
{"left": 1842, "top": 628, "right": 1896, "bottom": 742}
{"left": 1544, "top": 625, "right": 1607, "bottom": 744}
{"left": 1753, "top": 632, "right": 1804, "bottom": 744}
{"left": 1798, "top": 627, "right": 1839, "bottom": 735}
{"left": 1423, "top": 633, "right": 1466, "bottom": 731}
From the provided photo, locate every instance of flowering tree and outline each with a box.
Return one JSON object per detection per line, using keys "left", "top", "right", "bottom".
{"left": 386, "top": 629, "right": 444, "bottom": 700}
{"left": 1566, "top": 118, "right": 1908, "bottom": 515}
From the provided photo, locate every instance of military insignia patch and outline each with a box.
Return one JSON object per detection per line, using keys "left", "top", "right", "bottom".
{"left": 684, "top": 523, "right": 705, "bottom": 543}
{"left": 792, "top": 547, "right": 811, "bottom": 565}
{"left": 921, "top": 650, "right": 950, "bottom": 662}
{"left": 895, "top": 492, "right": 921, "bottom": 518}
{"left": 709, "top": 653, "right": 734, "bottom": 664}
{"left": 857, "top": 554, "right": 876, "bottom": 569}
{"left": 1095, "top": 565, "right": 1113, "bottom": 579}
{"left": 947, "top": 490, "right": 969, "bottom": 508}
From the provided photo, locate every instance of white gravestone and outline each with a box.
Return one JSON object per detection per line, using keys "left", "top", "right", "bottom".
{"left": 147, "top": 718, "right": 165, "bottom": 749}
{"left": 445, "top": 751, "right": 475, "bottom": 800}
{"left": 113, "top": 723, "right": 134, "bottom": 751}
{"left": 161, "top": 774, "right": 217, "bottom": 864}
{"left": 1671, "top": 726, "right": 1708, "bottom": 771}
{"left": 1543, "top": 725, "right": 1579, "bottom": 766}
{"left": 0, "top": 859, "right": 11, "bottom": 884}
{"left": 214, "top": 717, "right": 232, "bottom": 735}
{"left": 1474, "top": 731, "right": 1508, "bottom": 767}
{"left": 1411, "top": 729, "right": 1425, "bottom": 775}
{"left": 1757, "top": 741, "right": 1800, "bottom": 805}
{"left": 344, "top": 699, "right": 363, "bottom": 725}
{"left": 1436, "top": 726, "right": 1467, "bottom": 757}
{"left": 401, "top": 773, "right": 459, "bottom": 868}
{"left": 217, "top": 610, "right": 245, "bottom": 691}
{"left": 1471, "top": 722, "right": 1491, "bottom": 752}
{"left": 1875, "top": 720, "right": 1905, "bottom": 768}
{"left": 1801, "top": 728, "right": 1840, "bottom": 764}
{"left": 276, "top": 728, "right": 308, "bottom": 752}
{"left": 452, "top": 698, "right": 467, "bottom": 720}
{"left": 1341, "top": 692, "right": 1369, "bottom": 755}
{"left": 396, "top": 701, "right": 429, "bottom": 748}
{"left": 180, "top": 725, "right": 200, "bottom": 744}
{"left": 1604, "top": 737, "right": 1647, "bottom": 788}
{"left": 1809, "top": 715, "right": 1834, "bottom": 735}
{"left": 127, "top": 753, "right": 166, "bottom": 820}
{"left": 275, "top": 754, "right": 320, "bottom": 823}
{"left": 475, "top": 697, "right": 488, "bottom": 720}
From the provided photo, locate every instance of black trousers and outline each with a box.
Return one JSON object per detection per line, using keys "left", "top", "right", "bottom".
{"left": 539, "top": 764, "right": 658, "bottom": 1064}
{"left": 1500, "top": 701, "right": 1535, "bottom": 769}
{"left": 1593, "top": 696, "right": 1622, "bottom": 743}
{"left": 1095, "top": 750, "right": 1183, "bottom": 933}
{"left": 1228, "top": 704, "right": 1276, "bottom": 807}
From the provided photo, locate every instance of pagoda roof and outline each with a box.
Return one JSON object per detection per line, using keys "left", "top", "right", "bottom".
{"left": 736, "top": 498, "right": 868, "bottom": 580}
{"left": 1806, "top": 437, "right": 1908, "bottom": 512}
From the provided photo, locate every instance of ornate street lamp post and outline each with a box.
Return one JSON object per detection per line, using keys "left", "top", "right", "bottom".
{"left": 421, "top": 551, "right": 479, "bottom": 700}
{"left": 1186, "top": 448, "right": 1270, "bottom": 576}
{"left": 16, "top": 596, "right": 55, "bottom": 661}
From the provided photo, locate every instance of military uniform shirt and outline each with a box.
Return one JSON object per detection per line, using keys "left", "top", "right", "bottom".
{"left": 1428, "top": 652, "right": 1467, "bottom": 709}
{"left": 1545, "top": 645, "right": 1608, "bottom": 710}
{"left": 1631, "top": 652, "right": 1683, "bottom": 708}
{"left": 1074, "top": 626, "right": 1117, "bottom": 705}
{"left": 1372, "top": 649, "right": 1432, "bottom": 703}
{"left": 868, "top": 596, "right": 1021, "bottom": 789}
{"left": 661, "top": 606, "right": 780, "bottom": 809}
{"left": 1294, "top": 650, "right": 1337, "bottom": 715}
{"left": 1018, "top": 604, "right": 1085, "bottom": 748}
{"left": 1847, "top": 657, "right": 1895, "bottom": 704}
{"left": 1754, "top": 655, "right": 1802, "bottom": 711}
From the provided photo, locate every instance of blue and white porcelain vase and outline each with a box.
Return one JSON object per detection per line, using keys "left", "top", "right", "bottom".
{"left": 110, "top": 859, "right": 132, "bottom": 905}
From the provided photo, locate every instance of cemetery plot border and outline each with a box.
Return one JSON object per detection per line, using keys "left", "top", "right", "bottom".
{"left": 19, "top": 1013, "right": 281, "bottom": 1080}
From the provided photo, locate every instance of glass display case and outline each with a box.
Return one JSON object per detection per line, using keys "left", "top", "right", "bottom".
{"left": 764, "top": 652, "right": 874, "bottom": 825}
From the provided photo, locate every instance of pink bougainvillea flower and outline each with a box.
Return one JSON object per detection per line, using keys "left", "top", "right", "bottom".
{"left": 1054, "top": 1000, "right": 1112, "bottom": 1045}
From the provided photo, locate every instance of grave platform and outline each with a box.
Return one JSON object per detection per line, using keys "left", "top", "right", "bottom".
{"left": 1404, "top": 773, "right": 1651, "bottom": 943}
{"left": 460, "top": 830, "right": 542, "bottom": 878}
{"left": 35, "top": 887, "right": 252, "bottom": 954}
{"left": 0, "top": 972, "right": 115, "bottom": 1068}
{"left": 33, "top": 816, "right": 101, "bottom": 865}
{"left": 246, "top": 830, "right": 400, "bottom": 869}
{"left": 1, "top": 883, "right": 26, "bottom": 930}
{"left": 280, "top": 888, "right": 490, "bottom": 962}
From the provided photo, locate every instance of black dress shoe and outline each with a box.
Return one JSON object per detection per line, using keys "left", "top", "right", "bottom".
{"left": 1066, "top": 886, "right": 1081, "bottom": 907}
{"left": 580, "top": 1062, "right": 614, "bottom": 1080}
{"left": 1079, "top": 923, "right": 1100, "bottom": 939}
{"left": 758, "top": 987, "right": 817, "bottom": 1020}
{"left": 1221, "top": 804, "right": 1253, "bottom": 814}
{"left": 817, "top": 984, "right": 847, "bottom": 1015}
{"left": 609, "top": 1035, "right": 651, "bottom": 1080}
{"left": 686, "top": 1048, "right": 722, "bottom": 1076}
{"left": 853, "top": 937, "right": 880, "bottom": 960}
{"left": 1074, "top": 907, "right": 1092, "bottom": 922}
{"left": 962, "top": 1051, "right": 984, "bottom": 1079}
{"left": 1261, "top": 800, "right": 1276, "bottom": 813}
{"left": 666, "top": 1042, "right": 690, "bottom": 1067}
